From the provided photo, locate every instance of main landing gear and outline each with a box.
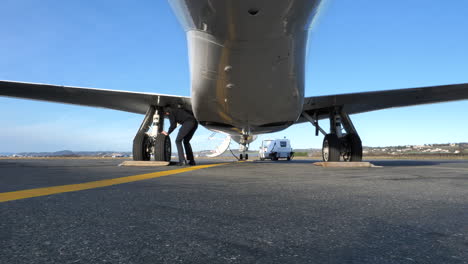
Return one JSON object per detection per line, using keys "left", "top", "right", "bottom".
{"left": 303, "top": 108, "right": 363, "bottom": 162}
{"left": 133, "top": 106, "right": 171, "bottom": 161}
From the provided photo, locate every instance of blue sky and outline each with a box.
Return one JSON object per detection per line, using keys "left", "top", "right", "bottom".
{"left": 0, "top": 0, "right": 467, "bottom": 153}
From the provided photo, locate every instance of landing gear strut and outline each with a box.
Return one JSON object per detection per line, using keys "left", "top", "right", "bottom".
{"left": 133, "top": 106, "right": 171, "bottom": 161}
{"left": 303, "top": 108, "right": 363, "bottom": 162}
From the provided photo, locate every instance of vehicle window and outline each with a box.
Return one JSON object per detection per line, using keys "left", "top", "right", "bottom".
{"left": 280, "top": 141, "right": 287, "bottom": 147}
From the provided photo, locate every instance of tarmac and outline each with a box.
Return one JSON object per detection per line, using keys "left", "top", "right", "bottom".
{"left": 0, "top": 158, "right": 467, "bottom": 264}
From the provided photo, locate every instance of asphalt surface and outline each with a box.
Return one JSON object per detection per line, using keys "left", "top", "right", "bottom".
{"left": 0, "top": 158, "right": 467, "bottom": 264}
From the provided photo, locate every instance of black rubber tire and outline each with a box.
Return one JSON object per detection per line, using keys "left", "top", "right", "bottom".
{"left": 245, "top": 154, "right": 249, "bottom": 160}
{"left": 322, "top": 134, "right": 341, "bottom": 162}
{"left": 270, "top": 152, "right": 276, "bottom": 161}
{"left": 344, "top": 133, "right": 363, "bottom": 162}
{"left": 133, "top": 132, "right": 151, "bottom": 161}
{"left": 240, "top": 154, "right": 243, "bottom": 160}
{"left": 153, "top": 134, "right": 171, "bottom": 162}
{"left": 272, "top": 153, "right": 278, "bottom": 161}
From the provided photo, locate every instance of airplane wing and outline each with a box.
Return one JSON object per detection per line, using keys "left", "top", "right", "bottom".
{"left": 298, "top": 83, "right": 468, "bottom": 122}
{"left": 0, "top": 80, "right": 191, "bottom": 114}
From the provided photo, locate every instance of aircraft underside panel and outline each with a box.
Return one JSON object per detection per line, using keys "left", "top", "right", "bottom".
{"left": 169, "top": 0, "right": 325, "bottom": 135}
{"left": 188, "top": 31, "right": 306, "bottom": 135}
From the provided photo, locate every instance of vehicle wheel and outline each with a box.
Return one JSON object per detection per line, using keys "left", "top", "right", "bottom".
{"left": 245, "top": 154, "right": 249, "bottom": 160}
{"left": 240, "top": 154, "right": 243, "bottom": 160}
{"left": 322, "top": 134, "right": 341, "bottom": 162}
{"left": 133, "top": 132, "right": 151, "bottom": 161}
{"left": 287, "top": 156, "right": 291, "bottom": 161}
{"left": 153, "top": 134, "right": 171, "bottom": 162}
{"left": 343, "top": 133, "right": 362, "bottom": 162}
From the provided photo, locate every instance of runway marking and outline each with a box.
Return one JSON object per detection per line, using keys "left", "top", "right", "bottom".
{"left": 0, "top": 163, "right": 227, "bottom": 203}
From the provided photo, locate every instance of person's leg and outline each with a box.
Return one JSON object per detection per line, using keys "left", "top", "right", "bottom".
{"left": 175, "top": 133, "right": 185, "bottom": 164}
{"left": 176, "top": 121, "right": 196, "bottom": 164}
{"left": 183, "top": 121, "right": 198, "bottom": 164}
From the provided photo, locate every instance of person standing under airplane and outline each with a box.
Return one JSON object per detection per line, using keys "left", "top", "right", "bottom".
{"left": 161, "top": 106, "right": 198, "bottom": 166}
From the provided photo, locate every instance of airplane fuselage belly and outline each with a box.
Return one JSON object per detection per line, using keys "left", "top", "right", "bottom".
{"left": 188, "top": 30, "right": 308, "bottom": 134}
{"left": 169, "top": 0, "right": 324, "bottom": 135}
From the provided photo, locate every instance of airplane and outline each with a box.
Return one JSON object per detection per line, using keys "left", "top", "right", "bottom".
{"left": 1, "top": 0, "right": 468, "bottom": 162}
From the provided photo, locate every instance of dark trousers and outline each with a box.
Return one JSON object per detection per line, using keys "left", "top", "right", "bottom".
{"left": 175, "top": 119, "right": 198, "bottom": 163}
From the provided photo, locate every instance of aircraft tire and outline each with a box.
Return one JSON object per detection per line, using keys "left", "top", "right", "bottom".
{"left": 344, "top": 133, "right": 363, "bottom": 162}
{"left": 240, "top": 154, "right": 243, "bottom": 160}
{"left": 133, "top": 132, "right": 151, "bottom": 161}
{"left": 245, "top": 154, "right": 249, "bottom": 160}
{"left": 322, "top": 134, "right": 341, "bottom": 162}
{"left": 154, "top": 134, "right": 171, "bottom": 162}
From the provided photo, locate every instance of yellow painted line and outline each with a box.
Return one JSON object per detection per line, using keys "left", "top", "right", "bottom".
{"left": 0, "top": 163, "right": 228, "bottom": 203}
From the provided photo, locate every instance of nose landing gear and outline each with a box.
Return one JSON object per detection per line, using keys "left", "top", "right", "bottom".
{"left": 239, "top": 135, "right": 250, "bottom": 160}
{"left": 239, "top": 143, "right": 249, "bottom": 160}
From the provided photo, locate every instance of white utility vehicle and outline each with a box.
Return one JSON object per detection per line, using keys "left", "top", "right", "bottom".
{"left": 259, "top": 138, "right": 294, "bottom": 161}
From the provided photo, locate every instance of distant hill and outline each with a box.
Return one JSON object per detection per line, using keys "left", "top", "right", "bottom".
{"left": 3, "top": 142, "right": 467, "bottom": 158}
{"left": 8, "top": 150, "right": 131, "bottom": 157}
